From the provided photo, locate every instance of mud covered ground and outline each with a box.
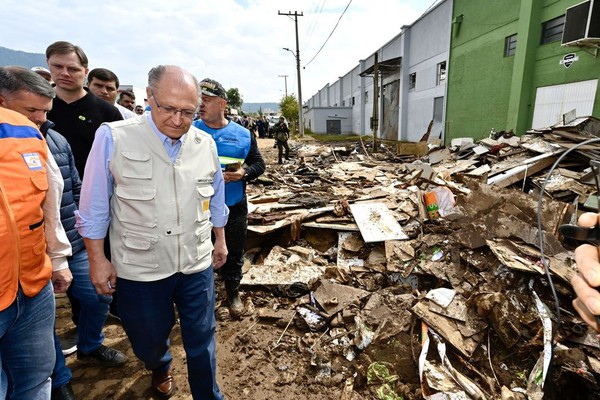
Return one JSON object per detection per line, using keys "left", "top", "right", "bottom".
{"left": 57, "top": 138, "right": 385, "bottom": 400}
{"left": 57, "top": 136, "right": 600, "bottom": 400}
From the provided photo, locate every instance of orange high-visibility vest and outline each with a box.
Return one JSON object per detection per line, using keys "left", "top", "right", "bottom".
{"left": 0, "top": 108, "right": 51, "bottom": 311}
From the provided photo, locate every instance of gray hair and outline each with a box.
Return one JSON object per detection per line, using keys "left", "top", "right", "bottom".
{"left": 0, "top": 66, "right": 55, "bottom": 99}
{"left": 147, "top": 65, "right": 199, "bottom": 91}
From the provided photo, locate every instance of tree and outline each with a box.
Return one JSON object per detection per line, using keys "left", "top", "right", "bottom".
{"left": 280, "top": 94, "right": 298, "bottom": 126}
{"left": 226, "top": 88, "right": 243, "bottom": 110}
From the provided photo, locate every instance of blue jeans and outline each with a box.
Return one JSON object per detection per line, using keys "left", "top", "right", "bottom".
{"left": 52, "top": 249, "right": 111, "bottom": 388}
{"left": 117, "top": 267, "right": 223, "bottom": 400}
{"left": 0, "top": 282, "right": 55, "bottom": 400}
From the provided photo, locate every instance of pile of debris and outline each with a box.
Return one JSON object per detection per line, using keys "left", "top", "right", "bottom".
{"left": 235, "top": 117, "right": 600, "bottom": 399}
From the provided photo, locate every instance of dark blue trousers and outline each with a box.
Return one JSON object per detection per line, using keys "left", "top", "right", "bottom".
{"left": 117, "top": 267, "right": 222, "bottom": 399}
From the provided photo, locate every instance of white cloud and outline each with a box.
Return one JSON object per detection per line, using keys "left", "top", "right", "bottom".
{"left": 1, "top": 0, "right": 434, "bottom": 103}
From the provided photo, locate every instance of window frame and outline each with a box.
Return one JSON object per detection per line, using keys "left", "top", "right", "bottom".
{"left": 504, "top": 33, "right": 518, "bottom": 56}
{"left": 541, "top": 15, "right": 565, "bottom": 44}
{"left": 408, "top": 72, "right": 416, "bottom": 91}
{"left": 436, "top": 61, "right": 447, "bottom": 85}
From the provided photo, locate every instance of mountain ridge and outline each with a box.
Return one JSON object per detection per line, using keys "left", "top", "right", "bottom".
{"left": 0, "top": 45, "right": 281, "bottom": 106}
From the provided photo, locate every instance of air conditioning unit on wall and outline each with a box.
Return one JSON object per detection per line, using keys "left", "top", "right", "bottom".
{"left": 562, "top": 0, "right": 600, "bottom": 47}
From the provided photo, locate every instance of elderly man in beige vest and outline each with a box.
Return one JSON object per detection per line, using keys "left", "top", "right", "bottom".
{"left": 76, "top": 65, "right": 229, "bottom": 399}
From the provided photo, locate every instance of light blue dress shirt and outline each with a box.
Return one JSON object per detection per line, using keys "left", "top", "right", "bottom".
{"left": 75, "top": 114, "right": 229, "bottom": 239}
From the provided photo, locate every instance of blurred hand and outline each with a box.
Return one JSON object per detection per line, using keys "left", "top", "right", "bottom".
{"left": 52, "top": 268, "right": 73, "bottom": 293}
{"left": 212, "top": 236, "right": 228, "bottom": 270}
{"left": 89, "top": 256, "right": 117, "bottom": 295}
{"left": 223, "top": 167, "right": 244, "bottom": 184}
{"left": 572, "top": 212, "right": 600, "bottom": 332}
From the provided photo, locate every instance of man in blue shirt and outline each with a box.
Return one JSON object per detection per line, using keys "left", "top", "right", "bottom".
{"left": 194, "top": 78, "right": 265, "bottom": 317}
{"left": 76, "top": 65, "right": 229, "bottom": 399}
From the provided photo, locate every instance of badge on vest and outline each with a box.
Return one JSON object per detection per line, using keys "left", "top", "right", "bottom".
{"left": 22, "top": 152, "right": 43, "bottom": 170}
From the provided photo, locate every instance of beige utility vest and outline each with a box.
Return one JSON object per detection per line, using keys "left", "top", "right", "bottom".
{"left": 108, "top": 117, "right": 219, "bottom": 281}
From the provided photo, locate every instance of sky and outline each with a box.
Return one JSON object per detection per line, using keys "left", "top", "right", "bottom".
{"left": 1, "top": 0, "right": 437, "bottom": 104}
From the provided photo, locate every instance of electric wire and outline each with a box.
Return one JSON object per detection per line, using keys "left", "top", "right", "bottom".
{"left": 303, "top": 0, "right": 352, "bottom": 68}
{"left": 421, "top": 0, "right": 442, "bottom": 16}
{"left": 537, "top": 138, "right": 600, "bottom": 340}
{"left": 302, "top": 0, "right": 327, "bottom": 54}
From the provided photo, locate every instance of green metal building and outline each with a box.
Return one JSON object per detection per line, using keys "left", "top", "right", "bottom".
{"left": 446, "top": 0, "right": 600, "bottom": 142}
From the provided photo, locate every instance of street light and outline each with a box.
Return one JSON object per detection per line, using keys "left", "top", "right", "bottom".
{"left": 282, "top": 46, "right": 304, "bottom": 137}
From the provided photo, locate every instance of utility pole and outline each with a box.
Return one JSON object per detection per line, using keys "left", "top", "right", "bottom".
{"left": 279, "top": 10, "right": 304, "bottom": 137}
{"left": 372, "top": 52, "right": 379, "bottom": 151}
{"left": 278, "top": 74, "right": 289, "bottom": 97}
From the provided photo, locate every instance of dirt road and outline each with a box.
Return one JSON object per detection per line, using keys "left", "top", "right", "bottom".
{"left": 57, "top": 137, "right": 340, "bottom": 399}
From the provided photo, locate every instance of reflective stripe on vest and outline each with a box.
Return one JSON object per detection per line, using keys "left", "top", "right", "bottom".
{"left": 193, "top": 120, "right": 251, "bottom": 206}
{"left": 0, "top": 108, "right": 51, "bottom": 311}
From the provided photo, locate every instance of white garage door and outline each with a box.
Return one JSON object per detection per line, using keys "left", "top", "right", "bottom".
{"left": 531, "top": 79, "right": 598, "bottom": 129}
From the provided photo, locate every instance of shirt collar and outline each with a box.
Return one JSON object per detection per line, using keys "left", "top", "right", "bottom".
{"left": 146, "top": 113, "right": 187, "bottom": 145}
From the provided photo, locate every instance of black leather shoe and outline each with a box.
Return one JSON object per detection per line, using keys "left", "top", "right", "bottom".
{"left": 51, "top": 383, "right": 76, "bottom": 400}
{"left": 77, "top": 345, "right": 127, "bottom": 367}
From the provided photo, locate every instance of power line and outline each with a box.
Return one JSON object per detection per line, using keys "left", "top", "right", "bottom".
{"left": 302, "top": 0, "right": 327, "bottom": 54}
{"left": 303, "top": 0, "right": 352, "bottom": 68}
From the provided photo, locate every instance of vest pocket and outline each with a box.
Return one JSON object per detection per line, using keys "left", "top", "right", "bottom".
{"left": 114, "top": 186, "right": 157, "bottom": 228}
{"left": 20, "top": 232, "right": 46, "bottom": 273}
{"left": 194, "top": 224, "right": 213, "bottom": 261}
{"left": 195, "top": 184, "right": 214, "bottom": 222}
{"left": 122, "top": 231, "right": 158, "bottom": 268}
{"left": 122, "top": 152, "right": 152, "bottom": 179}
{"left": 30, "top": 173, "right": 49, "bottom": 192}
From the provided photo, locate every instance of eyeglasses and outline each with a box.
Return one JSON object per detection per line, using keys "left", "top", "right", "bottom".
{"left": 150, "top": 89, "right": 197, "bottom": 120}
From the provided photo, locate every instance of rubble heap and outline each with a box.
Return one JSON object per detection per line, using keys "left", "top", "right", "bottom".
{"left": 227, "top": 118, "right": 600, "bottom": 400}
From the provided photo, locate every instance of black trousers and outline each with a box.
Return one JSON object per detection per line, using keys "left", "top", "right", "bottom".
{"left": 277, "top": 140, "right": 290, "bottom": 163}
{"left": 218, "top": 200, "right": 248, "bottom": 283}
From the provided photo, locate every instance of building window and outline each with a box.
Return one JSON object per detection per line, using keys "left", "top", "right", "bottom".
{"left": 342, "top": 100, "right": 345, "bottom": 106}
{"left": 505, "top": 34, "right": 517, "bottom": 56}
{"left": 436, "top": 62, "right": 446, "bottom": 85}
{"left": 541, "top": 15, "right": 565, "bottom": 44}
{"left": 364, "top": 91, "right": 369, "bottom": 103}
{"left": 409, "top": 73, "right": 416, "bottom": 91}
{"left": 352, "top": 96, "right": 355, "bottom": 106}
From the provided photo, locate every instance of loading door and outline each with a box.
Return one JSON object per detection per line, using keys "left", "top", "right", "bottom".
{"left": 532, "top": 79, "right": 597, "bottom": 129}
{"left": 326, "top": 120, "right": 341, "bottom": 134}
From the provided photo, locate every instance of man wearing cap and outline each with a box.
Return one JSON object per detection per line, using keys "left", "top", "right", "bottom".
{"left": 273, "top": 116, "right": 290, "bottom": 164}
{"left": 31, "top": 66, "right": 54, "bottom": 85}
{"left": 77, "top": 65, "right": 229, "bottom": 399}
{"left": 193, "top": 78, "right": 265, "bottom": 317}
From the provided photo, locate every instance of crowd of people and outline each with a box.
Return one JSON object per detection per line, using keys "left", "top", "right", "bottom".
{"left": 1, "top": 38, "right": 600, "bottom": 400}
{"left": 0, "top": 40, "right": 271, "bottom": 400}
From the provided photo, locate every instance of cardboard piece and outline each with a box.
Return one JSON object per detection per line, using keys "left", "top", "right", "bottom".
{"left": 349, "top": 202, "right": 408, "bottom": 243}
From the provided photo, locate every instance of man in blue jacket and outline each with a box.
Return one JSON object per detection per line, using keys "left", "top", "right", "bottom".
{"left": 194, "top": 78, "right": 266, "bottom": 317}
{"left": 0, "top": 66, "right": 127, "bottom": 400}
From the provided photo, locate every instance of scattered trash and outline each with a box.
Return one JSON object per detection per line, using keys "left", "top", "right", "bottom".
{"left": 235, "top": 121, "right": 600, "bottom": 398}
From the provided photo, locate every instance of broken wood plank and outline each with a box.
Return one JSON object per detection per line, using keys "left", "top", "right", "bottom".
{"left": 486, "top": 151, "right": 561, "bottom": 187}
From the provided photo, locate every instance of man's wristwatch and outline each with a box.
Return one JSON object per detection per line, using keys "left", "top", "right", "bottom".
{"left": 243, "top": 169, "right": 249, "bottom": 180}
